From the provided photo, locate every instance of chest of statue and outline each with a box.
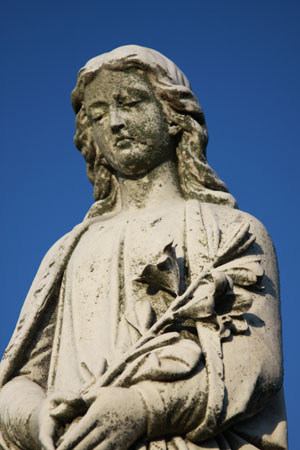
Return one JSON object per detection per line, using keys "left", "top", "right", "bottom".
{"left": 52, "top": 202, "right": 193, "bottom": 394}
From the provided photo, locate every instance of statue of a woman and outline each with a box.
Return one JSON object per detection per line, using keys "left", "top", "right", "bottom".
{"left": 0, "top": 46, "right": 287, "bottom": 449}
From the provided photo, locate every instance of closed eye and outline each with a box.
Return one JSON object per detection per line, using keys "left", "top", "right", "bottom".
{"left": 92, "top": 113, "right": 105, "bottom": 121}
{"left": 124, "top": 100, "right": 140, "bottom": 107}
{"left": 87, "top": 102, "right": 108, "bottom": 122}
{"left": 117, "top": 99, "right": 141, "bottom": 109}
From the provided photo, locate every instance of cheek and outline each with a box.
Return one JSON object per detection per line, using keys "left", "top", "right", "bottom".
{"left": 137, "top": 107, "right": 167, "bottom": 139}
{"left": 93, "top": 125, "right": 111, "bottom": 152}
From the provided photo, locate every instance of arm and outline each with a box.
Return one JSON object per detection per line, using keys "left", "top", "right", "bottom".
{"left": 0, "top": 376, "right": 47, "bottom": 450}
{"left": 187, "top": 210, "right": 285, "bottom": 444}
{"left": 221, "top": 214, "right": 283, "bottom": 423}
{"left": 0, "top": 221, "right": 94, "bottom": 449}
{"left": 56, "top": 358, "right": 207, "bottom": 450}
{"left": 0, "top": 376, "right": 87, "bottom": 450}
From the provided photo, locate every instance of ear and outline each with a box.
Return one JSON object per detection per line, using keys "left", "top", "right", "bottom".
{"left": 167, "top": 122, "right": 181, "bottom": 136}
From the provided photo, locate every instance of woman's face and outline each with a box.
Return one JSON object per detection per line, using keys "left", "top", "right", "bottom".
{"left": 84, "top": 68, "right": 175, "bottom": 177}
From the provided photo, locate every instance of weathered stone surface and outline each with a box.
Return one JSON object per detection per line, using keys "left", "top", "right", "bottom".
{"left": 0, "top": 45, "right": 287, "bottom": 449}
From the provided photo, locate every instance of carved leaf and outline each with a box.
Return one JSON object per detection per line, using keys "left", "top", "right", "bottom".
{"left": 217, "top": 255, "right": 264, "bottom": 286}
{"left": 79, "top": 358, "right": 108, "bottom": 392}
{"left": 175, "top": 269, "right": 235, "bottom": 321}
{"left": 135, "top": 299, "right": 156, "bottom": 334}
{"left": 216, "top": 314, "right": 249, "bottom": 339}
{"left": 217, "top": 221, "right": 252, "bottom": 262}
{"left": 135, "top": 242, "right": 180, "bottom": 296}
{"left": 211, "top": 269, "right": 233, "bottom": 294}
{"left": 217, "top": 315, "right": 232, "bottom": 339}
{"left": 231, "top": 286, "right": 253, "bottom": 313}
{"left": 80, "top": 361, "right": 96, "bottom": 384}
{"left": 230, "top": 234, "right": 256, "bottom": 259}
{"left": 229, "top": 316, "right": 249, "bottom": 334}
{"left": 175, "top": 294, "right": 215, "bottom": 320}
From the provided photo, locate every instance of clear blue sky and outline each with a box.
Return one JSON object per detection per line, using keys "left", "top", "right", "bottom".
{"left": 1, "top": 0, "right": 299, "bottom": 446}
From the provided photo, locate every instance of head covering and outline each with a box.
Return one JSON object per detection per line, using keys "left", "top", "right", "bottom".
{"left": 79, "top": 44, "right": 190, "bottom": 86}
{"left": 71, "top": 45, "right": 196, "bottom": 115}
{"left": 87, "top": 45, "right": 190, "bottom": 86}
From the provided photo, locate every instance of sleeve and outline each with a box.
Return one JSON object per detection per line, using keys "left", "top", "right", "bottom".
{"left": 0, "top": 376, "right": 45, "bottom": 450}
{"left": 0, "top": 229, "right": 75, "bottom": 449}
{"left": 187, "top": 214, "right": 286, "bottom": 444}
{"left": 15, "top": 295, "right": 58, "bottom": 390}
{"left": 0, "top": 290, "right": 57, "bottom": 449}
{"left": 130, "top": 340, "right": 208, "bottom": 438}
{"left": 0, "top": 217, "right": 93, "bottom": 389}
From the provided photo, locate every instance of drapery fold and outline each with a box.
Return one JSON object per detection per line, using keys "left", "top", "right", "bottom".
{"left": 0, "top": 201, "right": 287, "bottom": 449}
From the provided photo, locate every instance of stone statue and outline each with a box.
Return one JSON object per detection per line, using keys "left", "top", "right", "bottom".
{"left": 0, "top": 45, "right": 287, "bottom": 449}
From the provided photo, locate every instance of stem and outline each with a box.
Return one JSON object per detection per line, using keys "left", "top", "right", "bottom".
{"left": 82, "top": 263, "right": 214, "bottom": 402}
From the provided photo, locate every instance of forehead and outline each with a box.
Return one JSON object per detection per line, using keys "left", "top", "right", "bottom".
{"left": 84, "top": 68, "right": 154, "bottom": 104}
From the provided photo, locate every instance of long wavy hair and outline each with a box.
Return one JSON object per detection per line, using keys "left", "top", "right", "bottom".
{"left": 71, "top": 50, "right": 237, "bottom": 218}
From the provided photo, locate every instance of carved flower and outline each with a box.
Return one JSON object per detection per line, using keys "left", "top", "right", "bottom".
{"left": 214, "top": 284, "right": 253, "bottom": 339}
{"left": 206, "top": 257, "right": 263, "bottom": 340}
{"left": 134, "top": 236, "right": 264, "bottom": 342}
{"left": 134, "top": 242, "right": 180, "bottom": 296}
{"left": 171, "top": 258, "right": 262, "bottom": 341}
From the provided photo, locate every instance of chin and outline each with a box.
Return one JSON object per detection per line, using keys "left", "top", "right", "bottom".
{"left": 111, "top": 157, "right": 154, "bottom": 177}
{"left": 118, "top": 166, "right": 149, "bottom": 178}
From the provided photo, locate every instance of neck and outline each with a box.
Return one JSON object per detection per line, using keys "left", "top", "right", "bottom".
{"left": 117, "top": 160, "right": 184, "bottom": 212}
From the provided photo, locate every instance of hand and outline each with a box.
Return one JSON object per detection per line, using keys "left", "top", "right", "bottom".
{"left": 57, "top": 387, "right": 147, "bottom": 450}
{"left": 35, "top": 392, "right": 86, "bottom": 450}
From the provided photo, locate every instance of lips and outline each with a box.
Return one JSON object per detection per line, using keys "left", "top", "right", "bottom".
{"left": 115, "top": 135, "right": 134, "bottom": 142}
{"left": 115, "top": 136, "right": 135, "bottom": 148}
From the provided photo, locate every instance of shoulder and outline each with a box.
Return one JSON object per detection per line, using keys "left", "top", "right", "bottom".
{"left": 22, "top": 217, "right": 102, "bottom": 304}
{"left": 37, "top": 215, "right": 108, "bottom": 267}
{"left": 205, "top": 202, "right": 275, "bottom": 249}
{"left": 188, "top": 200, "right": 278, "bottom": 282}
{"left": 207, "top": 202, "right": 264, "bottom": 227}
{"left": 202, "top": 202, "right": 279, "bottom": 292}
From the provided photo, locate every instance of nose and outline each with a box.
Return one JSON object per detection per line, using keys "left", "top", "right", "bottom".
{"left": 110, "top": 106, "right": 125, "bottom": 133}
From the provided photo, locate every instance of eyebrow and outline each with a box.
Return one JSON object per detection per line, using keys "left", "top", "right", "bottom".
{"left": 122, "top": 86, "right": 150, "bottom": 96}
{"left": 87, "top": 86, "right": 151, "bottom": 108}
{"left": 87, "top": 101, "right": 108, "bottom": 109}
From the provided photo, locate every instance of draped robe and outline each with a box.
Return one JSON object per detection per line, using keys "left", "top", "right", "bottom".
{"left": 0, "top": 200, "right": 288, "bottom": 449}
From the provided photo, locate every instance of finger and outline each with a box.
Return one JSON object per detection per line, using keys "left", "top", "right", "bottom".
{"left": 50, "top": 393, "right": 85, "bottom": 408}
{"left": 73, "top": 428, "right": 105, "bottom": 450}
{"left": 50, "top": 403, "right": 83, "bottom": 422}
{"left": 57, "top": 420, "right": 97, "bottom": 450}
{"left": 91, "top": 436, "right": 124, "bottom": 450}
{"left": 39, "top": 419, "right": 56, "bottom": 450}
{"left": 93, "top": 440, "right": 113, "bottom": 450}
{"left": 40, "top": 435, "right": 55, "bottom": 450}
{"left": 50, "top": 403, "right": 71, "bottom": 418}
